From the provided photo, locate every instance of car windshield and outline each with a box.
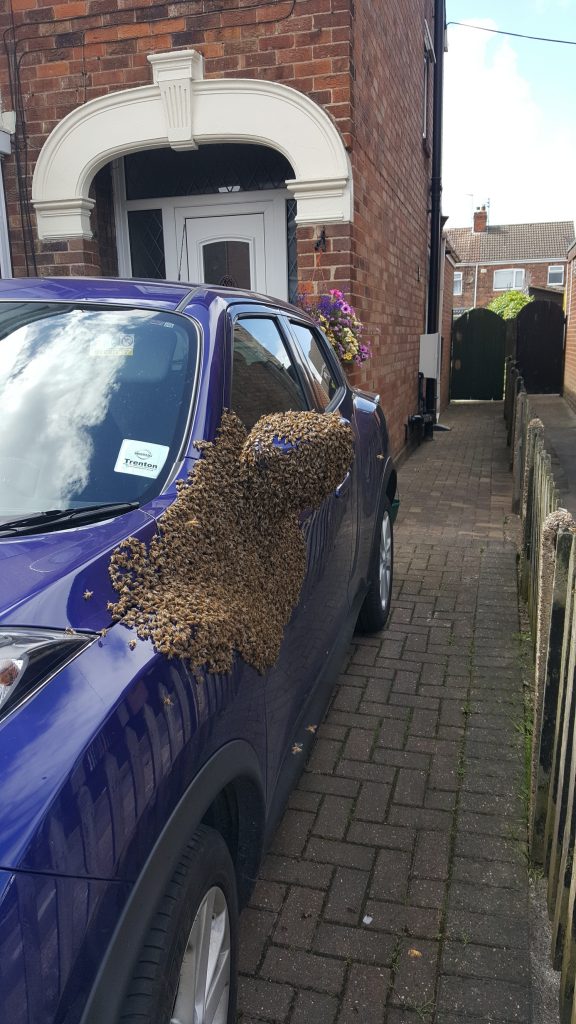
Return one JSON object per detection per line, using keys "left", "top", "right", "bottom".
{"left": 0, "top": 302, "right": 199, "bottom": 523}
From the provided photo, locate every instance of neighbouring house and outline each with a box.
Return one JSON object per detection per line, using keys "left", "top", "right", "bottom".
{"left": 439, "top": 233, "right": 459, "bottom": 412}
{"left": 0, "top": 0, "right": 447, "bottom": 458}
{"left": 446, "top": 206, "right": 575, "bottom": 316}
{"left": 565, "top": 241, "right": 576, "bottom": 412}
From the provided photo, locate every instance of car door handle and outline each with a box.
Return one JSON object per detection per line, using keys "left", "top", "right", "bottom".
{"left": 335, "top": 470, "right": 351, "bottom": 498}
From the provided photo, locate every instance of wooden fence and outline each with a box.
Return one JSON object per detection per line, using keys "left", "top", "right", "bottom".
{"left": 505, "top": 360, "right": 576, "bottom": 1022}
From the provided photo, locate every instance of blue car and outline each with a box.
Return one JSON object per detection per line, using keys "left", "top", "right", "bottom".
{"left": 0, "top": 277, "right": 397, "bottom": 1024}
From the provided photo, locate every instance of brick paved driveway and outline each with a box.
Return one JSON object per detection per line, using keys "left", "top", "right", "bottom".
{"left": 238, "top": 403, "right": 532, "bottom": 1024}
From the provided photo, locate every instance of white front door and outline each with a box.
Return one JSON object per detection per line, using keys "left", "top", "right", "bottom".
{"left": 185, "top": 212, "right": 265, "bottom": 292}
{"left": 171, "top": 194, "right": 288, "bottom": 299}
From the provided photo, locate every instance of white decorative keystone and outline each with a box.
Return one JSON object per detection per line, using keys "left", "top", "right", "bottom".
{"left": 147, "top": 49, "right": 204, "bottom": 151}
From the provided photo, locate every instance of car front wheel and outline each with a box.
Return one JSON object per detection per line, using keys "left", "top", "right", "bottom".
{"left": 119, "top": 825, "right": 238, "bottom": 1024}
{"left": 357, "top": 504, "right": 394, "bottom": 633}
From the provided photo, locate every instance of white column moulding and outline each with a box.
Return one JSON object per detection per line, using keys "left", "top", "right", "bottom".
{"left": 32, "top": 49, "right": 353, "bottom": 241}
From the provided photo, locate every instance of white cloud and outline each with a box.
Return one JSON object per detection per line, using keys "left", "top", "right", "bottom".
{"left": 442, "top": 20, "right": 576, "bottom": 228}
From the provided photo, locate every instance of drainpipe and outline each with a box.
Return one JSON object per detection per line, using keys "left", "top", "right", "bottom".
{"left": 473, "top": 263, "right": 479, "bottom": 307}
{"left": 426, "top": 0, "right": 446, "bottom": 333}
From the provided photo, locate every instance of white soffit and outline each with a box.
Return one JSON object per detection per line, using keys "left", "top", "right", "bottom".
{"left": 32, "top": 49, "right": 353, "bottom": 241}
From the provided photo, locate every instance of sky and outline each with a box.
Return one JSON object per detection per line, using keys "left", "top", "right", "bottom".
{"left": 443, "top": 0, "right": 576, "bottom": 229}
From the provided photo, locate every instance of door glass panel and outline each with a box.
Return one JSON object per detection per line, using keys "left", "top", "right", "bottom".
{"left": 289, "top": 322, "right": 340, "bottom": 409}
{"left": 127, "top": 209, "right": 166, "bottom": 279}
{"left": 203, "top": 240, "right": 251, "bottom": 288}
{"left": 231, "top": 318, "right": 308, "bottom": 430}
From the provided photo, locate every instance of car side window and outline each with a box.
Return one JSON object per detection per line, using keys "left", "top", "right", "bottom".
{"left": 289, "top": 322, "right": 341, "bottom": 410}
{"left": 231, "top": 317, "right": 309, "bottom": 430}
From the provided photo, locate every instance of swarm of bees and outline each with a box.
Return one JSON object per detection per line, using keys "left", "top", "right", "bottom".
{"left": 108, "top": 410, "right": 354, "bottom": 675}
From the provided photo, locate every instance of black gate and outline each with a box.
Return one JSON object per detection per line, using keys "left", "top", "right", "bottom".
{"left": 514, "top": 300, "right": 565, "bottom": 394}
{"left": 450, "top": 308, "right": 507, "bottom": 400}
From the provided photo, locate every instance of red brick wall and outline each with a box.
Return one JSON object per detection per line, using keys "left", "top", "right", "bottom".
{"left": 0, "top": 0, "right": 434, "bottom": 456}
{"left": 0, "top": 0, "right": 354, "bottom": 278}
{"left": 343, "top": 0, "right": 434, "bottom": 455}
{"left": 440, "top": 253, "right": 454, "bottom": 411}
{"left": 453, "top": 260, "right": 566, "bottom": 312}
{"left": 564, "top": 249, "right": 576, "bottom": 411}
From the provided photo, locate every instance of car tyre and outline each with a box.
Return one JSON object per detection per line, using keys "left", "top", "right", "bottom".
{"left": 357, "top": 503, "right": 394, "bottom": 633}
{"left": 119, "top": 824, "right": 238, "bottom": 1024}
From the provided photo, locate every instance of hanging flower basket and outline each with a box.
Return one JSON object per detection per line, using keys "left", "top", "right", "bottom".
{"left": 299, "top": 289, "right": 371, "bottom": 367}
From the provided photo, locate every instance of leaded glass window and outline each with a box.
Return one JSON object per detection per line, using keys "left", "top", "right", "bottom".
{"left": 125, "top": 144, "right": 294, "bottom": 200}
{"left": 127, "top": 209, "right": 166, "bottom": 279}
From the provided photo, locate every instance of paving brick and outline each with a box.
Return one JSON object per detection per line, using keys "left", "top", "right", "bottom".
{"left": 301, "top": 772, "right": 360, "bottom": 798}
{"left": 270, "top": 810, "right": 315, "bottom": 858}
{"left": 372, "top": 749, "right": 431, "bottom": 771}
{"left": 408, "top": 878, "right": 447, "bottom": 909}
{"left": 305, "top": 837, "right": 375, "bottom": 871}
{"left": 412, "top": 831, "right": 451, "bottom": 880}
{"left": 313, "top": 795, "right": 353, "bottom": 840}
{"left": 261, "top": 947, "right": 345, "bottom": 995}
{"left": 425, "top": 790, "right": 456, "bottom": 812}
{"left": 288, "top": 790, "right": 322, "bottom": 813}
{"left": 237, "top": 975, "right": 294, "bottom": 1022}
{"left": 273, "top": 886, "right": 324, "bottom": 950}
{"left": 376, "top": 718, "right": 407, "bottom": 750}
{"left": 314, "top": 921, "right": 395, "bottom": 966}
{"left": 445, "top": 908, "right": 529, "bottom": 949}
{"left": 261, "top": 855, "right": 333, "bottom": 890}
{"left": 454, "top": 834, "right": 525, "bottom": 864}
{"left": 394, "top": 768, "right": 427, "bottom": 806}
{"left": 448, "top": 882, "right": 527, "bottom": 918}
{"left": 343, "top": 727, "right": 375, "bottom": 761}
{"left": 451, "top": 857, "right": 525, "bottom": 890}
{"left": 337, "top": 963, "right": 391, "bottom": 1023}
{"left": 390, "top": 938, "right": 438, "bottom": 1009}
{"left": 370, "top": 847, "right": 411, "bottom": 902}
{"left": 291, "top": 990, "right": 338, "bottom": 1024}
{"left": 437, "top": 975, "right": 530, "bottom": 1021}
{"left": 249, "top": 879, "right": 287, "bottom": 913}
{"left": 347, "top": 822, "right": 415, "bottom": 852}
{"left": 324, "top": 866, "right": 370, "bottom": 924}
{"left": 305, "top": 739, "right": 343, "bottom": 775}
{"left": 332, "top": 685, "right": 363, "bottom": 712}
{"left": 388, "top": 806, "right": 453, "bottom": 832}
{"left": 442, "top": 941, "right": 529, "bottom": 983}
{"left": 336, "top": 759, "right": 396, "bottom": 784}
{"left": 367, "top": 900, "right": 442, "bottom": 939}
{"left": 238, "top": 908, "right": 276, "bottom": 972}
{"left": 354, "top": 780, "right": 392, "bottom": 822}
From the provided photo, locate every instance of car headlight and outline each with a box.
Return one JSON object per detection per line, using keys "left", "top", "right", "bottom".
{"left": 0, "top": 628, "right": 95, "bottom": 717}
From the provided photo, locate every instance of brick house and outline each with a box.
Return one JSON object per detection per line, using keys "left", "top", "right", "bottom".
{"left": 446, "top": 206, "right": 575, "bottom": 316}
{"left": 0, "top": 0, "right": 446, "bottom": 458}
{"left": 564, "top": 241, "right": 576, "bottom": 412}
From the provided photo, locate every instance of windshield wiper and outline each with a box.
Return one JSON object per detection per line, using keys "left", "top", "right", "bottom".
{"left": 0, "top": 501, "right": 140, "bottom": 537}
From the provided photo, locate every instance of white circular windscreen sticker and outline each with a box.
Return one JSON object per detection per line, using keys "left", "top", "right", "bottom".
{"left": 114, "top": 439, "right": 170, "bottom": 479}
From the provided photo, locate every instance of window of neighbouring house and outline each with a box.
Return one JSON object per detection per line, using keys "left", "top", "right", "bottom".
{"left": 453, "top": 271, "right": 463, "bottom": 296}
{"left": 548, "top": 265, "right": 564, "bottom": 286}
{"left": 493, "top": 268, "right": 525, "bottom": 291}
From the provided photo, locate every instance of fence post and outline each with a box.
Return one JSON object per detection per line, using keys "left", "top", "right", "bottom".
{"left": 531, "top": 523, "right": 576, "bottom": 862}
{"left": 512, "top": 390, "right": 526, "bottom": 512}
{"left": 521, "top": 418, "right": 544, "bottom": 602}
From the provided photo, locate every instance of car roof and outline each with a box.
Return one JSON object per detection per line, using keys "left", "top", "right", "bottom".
{"left": 0, "top": 276, "right": 310, "bottom": 319}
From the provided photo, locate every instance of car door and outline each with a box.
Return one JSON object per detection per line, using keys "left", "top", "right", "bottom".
{"left": 227, "top": 309, "right": 358, "bottom": 800}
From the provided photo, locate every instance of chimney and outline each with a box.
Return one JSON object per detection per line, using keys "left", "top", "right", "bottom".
{"left": 473, "top": 205, "right": 488, "bottom": 233}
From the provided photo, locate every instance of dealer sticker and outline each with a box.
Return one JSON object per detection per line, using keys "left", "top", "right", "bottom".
{"left": 114, "top": 439, "right": 170, "bottom": 479}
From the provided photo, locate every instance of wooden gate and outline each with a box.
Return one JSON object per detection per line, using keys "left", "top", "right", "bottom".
{"left": 514, "top": 300, "right": 565, "bottom": 394}
{"left": 450, "top": 307, "right": 506, "bottom": 400}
